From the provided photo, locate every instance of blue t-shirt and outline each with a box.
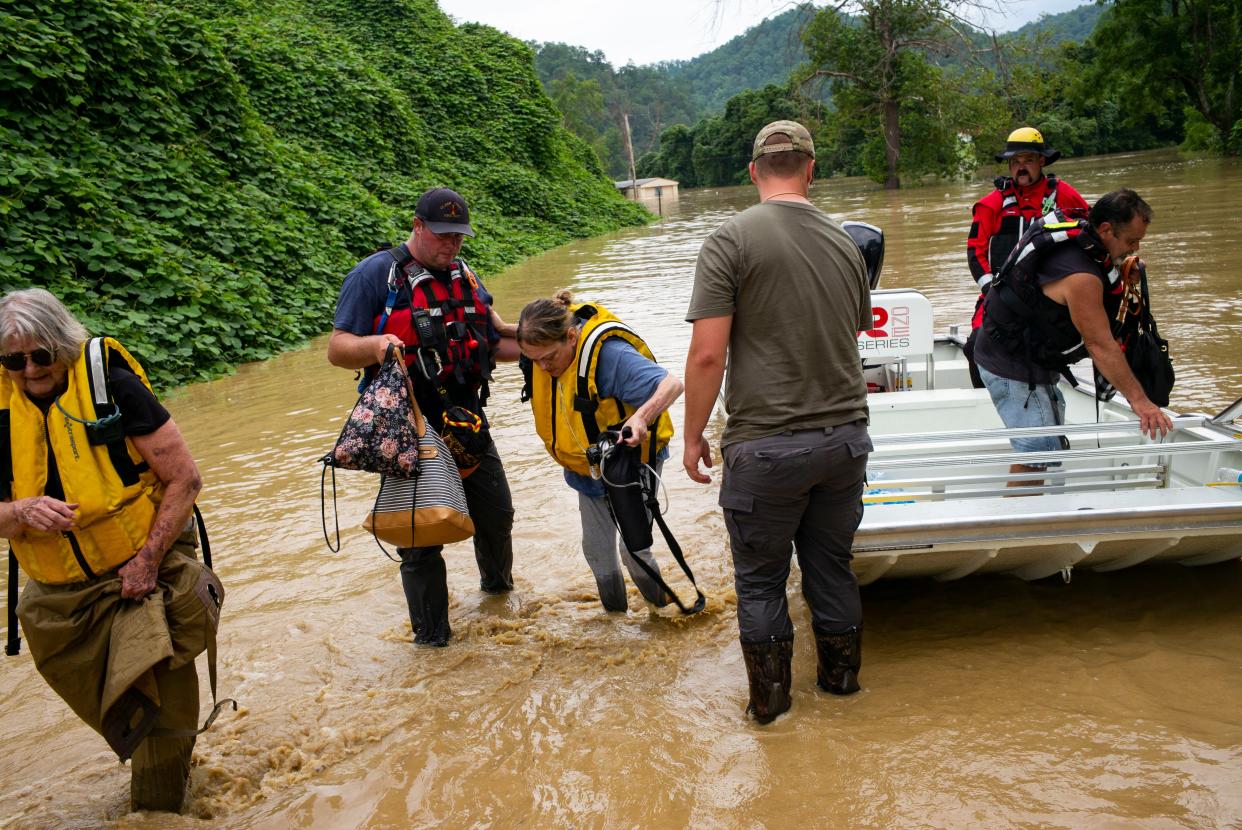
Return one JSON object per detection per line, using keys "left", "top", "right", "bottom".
{"left": 564, "top": 335, "right": 670, "bottom": 498}
{"left": 334, "top": 247, "right": 497, "bottom": 424}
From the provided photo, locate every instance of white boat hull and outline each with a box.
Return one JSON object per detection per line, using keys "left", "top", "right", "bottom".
{"left": 853, "top": 307, "right": 1242, "bottom": 582}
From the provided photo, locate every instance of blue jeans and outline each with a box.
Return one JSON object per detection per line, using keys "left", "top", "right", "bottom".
{"left": 978, "top": 365, "right": 1066, "bottom": 468}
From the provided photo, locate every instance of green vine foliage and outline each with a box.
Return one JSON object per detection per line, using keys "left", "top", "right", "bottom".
{"left": 1, "top": 0, "right": 649, "bottom": 388}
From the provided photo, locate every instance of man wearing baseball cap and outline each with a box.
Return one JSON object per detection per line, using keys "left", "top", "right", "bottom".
{"left": 963, "top": 127, "right": 1089, "bottom": 385}
{"left": 328, "top": 187, "right": 520, "bottom": 647}
{"left": 683, "top": 120, "right": 874, "bottom": 723}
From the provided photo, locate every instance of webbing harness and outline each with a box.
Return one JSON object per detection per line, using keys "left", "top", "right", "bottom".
{"left": 985, "top": 211, "right": 1121, "bottom": 388}
{"left": 370, "top": 246, "right": 493, "bottom": 408}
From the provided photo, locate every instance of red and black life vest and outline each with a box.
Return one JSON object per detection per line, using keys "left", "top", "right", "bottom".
{"left": 982, "top": 209, "right": 1126, "bottom": 376}
{"left": 371, "top": 246, "right": 493, "bottom": 395}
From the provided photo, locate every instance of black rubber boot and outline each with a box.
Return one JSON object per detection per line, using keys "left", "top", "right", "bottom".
{"left": 740, "top": 637, "right": 793, "bottom": 724}
{"left": 815, "top": 625, "right": 862, "bottom": 695}
{"left": 399, "top": 548, "right": 452, "bottom": 646}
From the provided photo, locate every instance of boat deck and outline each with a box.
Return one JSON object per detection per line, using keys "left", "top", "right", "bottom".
{"left": 850, "top": 297, "right": 1242, "bottom": 582}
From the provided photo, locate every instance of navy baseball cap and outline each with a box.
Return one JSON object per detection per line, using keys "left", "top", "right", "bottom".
{"left": 415, "top": 187, "right": 474, "bottom": 236}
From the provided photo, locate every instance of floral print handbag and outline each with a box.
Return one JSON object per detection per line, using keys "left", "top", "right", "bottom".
{"left": 320, "top": 347, "right": 473, "bottom": 551}
{"left": 327, "top": 348, "right": 423, "bottom": 478}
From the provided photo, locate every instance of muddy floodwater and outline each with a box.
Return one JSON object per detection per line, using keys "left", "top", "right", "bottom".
{"left": 3, "top": 148, "right": 1241, "bottom": 829}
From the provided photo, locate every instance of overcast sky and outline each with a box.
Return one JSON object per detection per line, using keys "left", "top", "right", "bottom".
{"left": 437, "top": 0, "right": 1091, "bottom": 67}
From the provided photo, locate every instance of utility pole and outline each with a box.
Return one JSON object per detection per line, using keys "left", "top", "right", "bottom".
{"left": 622, "top": 112, "right": 637, "bottom": 199}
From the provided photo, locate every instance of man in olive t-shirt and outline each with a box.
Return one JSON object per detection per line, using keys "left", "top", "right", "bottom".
{"left": 683, "top": 120, "right": 873, "bottom": 725}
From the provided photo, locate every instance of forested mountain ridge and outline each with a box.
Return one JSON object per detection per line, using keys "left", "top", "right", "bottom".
{"left": 1, "top": 0, "right": 647, "bottom": 387}
{"left": 1008, "top": 4, "right": 1104, "bottom": 43}
{"left": 534, "top": 2, "right": 1104, "bottom": 178}
{"left": 663, "top": 5, "right": 820, "bottom": 114}
{"left": 634, "top": 0, "right": 1202, "bottom": 189}
{"left": 668, "top": 2, "right": 1106, "bottom": 113}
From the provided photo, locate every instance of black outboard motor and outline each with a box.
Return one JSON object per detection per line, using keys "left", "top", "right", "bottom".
{"left": 841, "top": 220, "right": 885, "bottom": 289}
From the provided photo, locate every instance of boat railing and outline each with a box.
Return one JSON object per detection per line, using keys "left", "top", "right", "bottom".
{"left": 866, "top": 416, "right": 1242, "bottom": 502}
{"left": 871, "top": 416, "right": 1216, "bottom": 447}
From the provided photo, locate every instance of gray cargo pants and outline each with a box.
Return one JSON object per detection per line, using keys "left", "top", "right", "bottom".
{"left": 718, "top": 422, "right": 871, "bottom": 643}
{"left": 578, "top": 474, "right": 667, "bottom": 612}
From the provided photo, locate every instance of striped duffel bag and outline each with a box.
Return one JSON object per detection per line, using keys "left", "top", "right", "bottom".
{"left": 363, "top": 421, "right": 475, "bottom": 547}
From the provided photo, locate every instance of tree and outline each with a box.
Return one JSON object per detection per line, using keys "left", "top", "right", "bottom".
{"left": 637, "top": 123, "right": 697, "bottom": 185}
{"left": 802, "top": 0, "right": 996, "bottom": 188}
{"left": 548, "top": 72, "right": 613, "bottom": 166}
{"left": 1087, "top": 0, "right": 1240, "bottom": 153}
{"left": 640, "top": 83, "right": 827, "bottom": 188}
{"left": 988, "top": 38, "right": 1183, "bottom": 159}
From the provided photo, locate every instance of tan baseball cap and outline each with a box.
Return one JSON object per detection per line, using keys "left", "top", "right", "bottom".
{"left": 752, "top": 120, "right": 816, "bottom": 161}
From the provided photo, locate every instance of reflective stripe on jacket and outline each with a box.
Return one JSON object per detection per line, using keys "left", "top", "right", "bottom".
{"left": 372, "top": 254, "right": 493, "bottom": 389}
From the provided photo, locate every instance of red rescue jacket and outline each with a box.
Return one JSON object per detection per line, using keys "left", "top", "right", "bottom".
{"left": 967, "top": 174, "right": 1089, "bottom": 289}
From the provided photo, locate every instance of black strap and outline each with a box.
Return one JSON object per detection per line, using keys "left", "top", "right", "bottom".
{"left": 193, "top": 504, "right": 212, "bottom": 570}
{"left": 147, "top": 624, "right": 235, "bottom": 741}
{"left": 518, "top": 355, "right": 533, "bottom": 403}
{"left": 388, "top": 243, "right": 414, "bottom": 270}
{"left": 84, "top": 340, "right": 146, "bottom": 486}
{"left": 1, "top": 409, "right": 15, "bottom": 657}
{"left": 1138, "top": 263, "right": 1160, "bottom": 336}
{"left": 613, "top": 464, "right": 706, "bottom": 616}
{"left": 5, "top": 551, "right": 19, "bottom": 656}
{"left": 320, "top": 459, "right": 341, "bottom": 553}
{"left": 0, "top": 410, "right": 10, "bottom": 499}
{"left": 367, "top": 474, "right": 405, "bottom": 563}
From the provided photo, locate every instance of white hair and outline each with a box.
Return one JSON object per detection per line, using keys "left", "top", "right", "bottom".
{"left": 0, "top": 288, "right": 89, "bottom": 366}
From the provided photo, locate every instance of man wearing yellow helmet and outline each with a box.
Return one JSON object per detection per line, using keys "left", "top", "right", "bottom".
{"left": 964, "top": 127, "right": 1089, "bottom": 384}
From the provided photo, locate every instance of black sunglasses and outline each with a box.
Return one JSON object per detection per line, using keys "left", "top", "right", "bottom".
{"left": 0, "top": 348, "right": 56, "bottom": 371}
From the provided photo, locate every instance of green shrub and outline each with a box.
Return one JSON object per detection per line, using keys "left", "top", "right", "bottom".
{"left": 0, "top": 0, "right": 649, "bottom": 388}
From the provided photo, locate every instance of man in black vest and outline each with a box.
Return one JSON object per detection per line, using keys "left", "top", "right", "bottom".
{"left": 975, "top": 189, "right": 1173, "bottom": 488}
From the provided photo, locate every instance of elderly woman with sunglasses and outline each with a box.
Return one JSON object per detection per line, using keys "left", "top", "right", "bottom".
{"left": 0, "top": 288, "right": 224, "bottom": 813}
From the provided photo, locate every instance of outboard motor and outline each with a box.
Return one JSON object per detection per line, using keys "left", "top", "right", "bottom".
{"left": 842, "top": 220, "right": 885, "bottom": 289}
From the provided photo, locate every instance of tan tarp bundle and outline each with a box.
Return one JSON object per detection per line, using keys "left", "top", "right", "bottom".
{"left": 16, "top": 546, "right": 224, "bottom": 761}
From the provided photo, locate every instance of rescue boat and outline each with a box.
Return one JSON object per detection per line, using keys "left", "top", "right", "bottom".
{"left": 855, "top": 287, "right": 1242, "bottom": 583}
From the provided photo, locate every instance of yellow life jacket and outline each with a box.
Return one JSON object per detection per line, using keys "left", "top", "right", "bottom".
{"left": 2, "top": 338, "right": 164, "bottom": 585}
{"left": 528, "top": 303, "right": 674, "bottom": 476}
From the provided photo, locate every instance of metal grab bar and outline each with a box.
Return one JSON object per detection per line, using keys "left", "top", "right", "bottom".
{"left": 1212, "top": 395, "right": 1242, "bottom": 425}
{"left": 871, "top": 416, "right": 1210, "bottom": 446}
{"left": 874, "top": 464, "right": 1165, "bottom": 489}
{"left": 867, "top": 435, "right": 1242, "bottom": 470}
{"left": 865, "top": 476, "right": 1165, "bottom": 503}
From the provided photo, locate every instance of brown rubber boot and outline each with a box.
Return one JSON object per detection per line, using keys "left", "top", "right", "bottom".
{"left": 815, "top": 625, "right": 862, "bottom": 696}
{"left": 740, "top": 638, "right": 793, "bottom": 724}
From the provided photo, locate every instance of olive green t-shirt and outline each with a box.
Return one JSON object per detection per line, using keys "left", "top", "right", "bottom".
{"left": 687, "top": 200, "right": 871, "bottom": 447}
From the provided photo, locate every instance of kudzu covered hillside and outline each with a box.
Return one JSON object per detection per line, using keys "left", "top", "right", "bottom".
{"left": 0, "top": 0, "right": 649, "bottom": 387}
